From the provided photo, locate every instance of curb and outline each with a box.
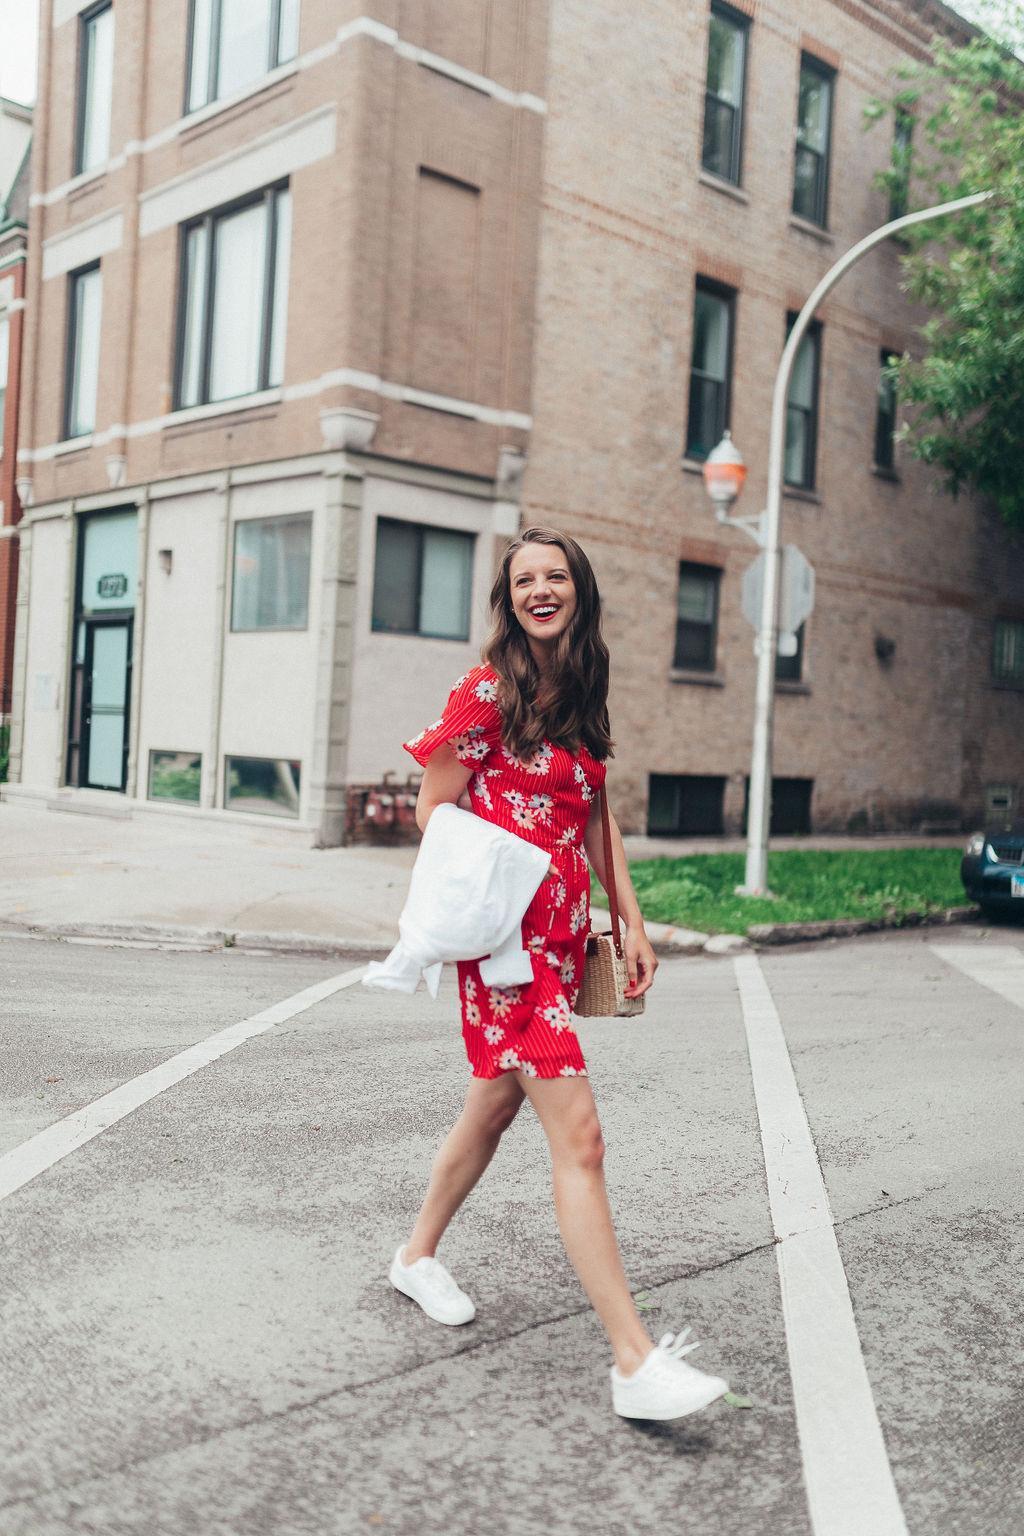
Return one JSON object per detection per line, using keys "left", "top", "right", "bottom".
{"left": 0, "top": 919, "right": 393, "bottom": 960}
{"left": 0, "top": 905, "right": 981, "bottom": 961}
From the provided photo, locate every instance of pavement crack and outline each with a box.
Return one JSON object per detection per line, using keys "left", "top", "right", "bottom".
{"left": 0, "top": 1238, "right": 782, "bottom": 1514}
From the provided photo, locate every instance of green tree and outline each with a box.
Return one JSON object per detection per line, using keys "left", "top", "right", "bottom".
{"left": 866, "top": 9, "right": 1024, "bottom": 528}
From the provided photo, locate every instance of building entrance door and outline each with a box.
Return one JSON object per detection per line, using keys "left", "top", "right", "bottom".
{"left": 82, "top": 618, "right": 132, "bottom": 790}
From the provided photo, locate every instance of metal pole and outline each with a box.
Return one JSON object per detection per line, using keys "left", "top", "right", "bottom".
{"left": 740, "top": 188, "right": 995, "bottom": 896}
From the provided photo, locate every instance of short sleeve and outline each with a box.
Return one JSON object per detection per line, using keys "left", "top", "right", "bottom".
{"left": 403, "top": 666, "right": 503, "bottom": 769}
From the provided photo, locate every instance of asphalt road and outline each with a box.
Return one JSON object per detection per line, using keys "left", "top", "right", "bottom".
{"left": 1, "top": 928, "right": 1022, "bottom": 1536}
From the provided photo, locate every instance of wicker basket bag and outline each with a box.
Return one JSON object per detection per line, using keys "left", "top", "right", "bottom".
{"left": 574, "top": 789, "right": 646, "bottom": 1019}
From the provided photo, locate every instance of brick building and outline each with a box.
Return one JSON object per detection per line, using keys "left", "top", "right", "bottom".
{"left": 5, "top": 0, "right": 1023, "bottom": 840}
{"left": 0, "top": 95, "right": 32, "bottom": 725}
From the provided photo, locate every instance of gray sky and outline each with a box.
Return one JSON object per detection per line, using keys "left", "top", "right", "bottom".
{"left": 0, "top": 0, "right": 39, "bottom": 105}
{"left": 0, "top": 0, "right": 1013, "bottom": 111}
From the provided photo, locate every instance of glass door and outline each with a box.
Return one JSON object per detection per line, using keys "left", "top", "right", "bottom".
{"left": 82, "top": 619, "right": 132, "bottom": 790}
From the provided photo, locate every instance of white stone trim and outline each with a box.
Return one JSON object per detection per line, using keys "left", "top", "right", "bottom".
{"left": 41, "top": 208, "right": 123, "bottom": 281}
{"left": 1, "top": 297, "right": 27, "bottom": 314}
{"left": 137, "top": 106, "right": 335, "bottom": 238}
{"left": 52, "top": 0, "right": 98, "bottom": 25}
{"left": 33, "top": 19, "right": 546, "bottom": 208}
{"left": 19, "top": 372, "right": 531, "bottom": 463}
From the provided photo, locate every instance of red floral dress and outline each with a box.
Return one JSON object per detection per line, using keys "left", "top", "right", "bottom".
{"left": 403, "top": 664, "right": 606, "bottom": 1080}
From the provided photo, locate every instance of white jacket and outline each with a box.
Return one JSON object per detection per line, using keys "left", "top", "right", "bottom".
{"left": 362, "top": 802, "right": 551, "bottom": 998}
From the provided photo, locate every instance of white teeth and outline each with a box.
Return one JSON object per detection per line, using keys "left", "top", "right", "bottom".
{"left": 531, "top": 606, "right": 557, "bottom": 616}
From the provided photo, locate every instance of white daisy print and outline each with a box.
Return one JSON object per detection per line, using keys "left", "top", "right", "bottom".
{"left": 463, "top": 976, "right": 477, "bottom": 1001}
{"left": 573, "top": 760, "right": 595, "bottom": 803}
{"left": 501, "top": 742, "right": 553, "bottom": 776}
{"left": 474, "top": 676, "right": 498, "bottom": 702}
{"left": 569, "top": 892, "right": 588, "bottom": 935}
{"left": 527, "top": 934, "right": 547, "bottom": 955}
{"left": 465, "top": 1001, "right": 482, "bottom": 1027}
{"left": 559, "top": 1065, "right": 588, "bottom": 1077}
{"left": 542, "top": 997, "right": 573, "bottom": 1033}
{"left": 549, "top": 879, "right": 566, "bottom": 909}
{"left": 557, "top": 825, "right": 581, "bottom": 849}
{"left": 484, "top": 1023, "right": 505, "bottom": 1045}
{"left": 498, "top": 1048, "right": 521, "bottom": 1071}
{"left": 560, "top": 955, "right": 576, "bottom": 987}
{"left": 519, "top": 1060, "right": 538, "bottom": 1078}
{"left": 488, "top": 986, "right": 521, "bottom": 1018}
{"left": 503, "top": 789, "right": 536, "bottom": 830}
{"left": 528, "top": 792, "right": 554, "bottom": 823}
{"left": 545, "top": 950, "right": 560, "bottom": 968}
{"left": 449, "top": 724, "right": 491, "bottom": 763}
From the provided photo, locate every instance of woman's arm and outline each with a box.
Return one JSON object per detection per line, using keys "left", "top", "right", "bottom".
{"left": 414, "top": 745, "right": 473, "bottom": 833}
{"left": 583, "top": 799, "right": 658, "bottom": 998}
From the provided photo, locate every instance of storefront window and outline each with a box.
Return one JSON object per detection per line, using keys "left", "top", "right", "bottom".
{"left": 225, "top": 755, "right": 301, "bottom": 817}
{"left": 231, "top": 513, "right": 311, "bottom": 630}
{"left": 149, "top": 751, "right": 202, "bottom": 803}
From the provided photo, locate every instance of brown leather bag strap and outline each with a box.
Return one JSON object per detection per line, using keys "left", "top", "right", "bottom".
{"left": 599, "top": 787, "right": 623, "bottom": 958}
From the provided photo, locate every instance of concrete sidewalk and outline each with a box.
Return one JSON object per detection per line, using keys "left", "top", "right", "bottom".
{"left": 0, "top": 796, "right": 967, "bottom": 958}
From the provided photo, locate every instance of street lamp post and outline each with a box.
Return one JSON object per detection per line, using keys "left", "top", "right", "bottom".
{"left": 700, "top": 188, "right": 995, "bottom": 898}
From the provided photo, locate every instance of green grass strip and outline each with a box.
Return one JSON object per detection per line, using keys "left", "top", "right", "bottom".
{"left": 623, "top": 848, "right": 965, "bottom": 936}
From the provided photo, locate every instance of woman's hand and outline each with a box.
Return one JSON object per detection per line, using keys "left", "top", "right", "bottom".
{"left": 623, "top": 922, "right": 658, "bottom": 998}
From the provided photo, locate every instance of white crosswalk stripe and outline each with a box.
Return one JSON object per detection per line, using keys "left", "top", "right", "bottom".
{"left": 734, "top": 954, "right": 908, "bottom": 1536}
{"left": 931, "top": 944, "right": 1024, "bottom": 1010}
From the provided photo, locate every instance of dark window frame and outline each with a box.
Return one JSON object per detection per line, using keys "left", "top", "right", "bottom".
{"left": 889, "top": 109, "right": 914, "bottom": 221}
{"left": 792, "top": 52, "right": 835, "bottom": 229}
{"left": 370, "top": 517, "right": 476, "bottom": 643}
{"left": 184, "top": 0, "right": 298, "bottom": 114}
{"left": 173, "top": 180, "right": 288, "bottom": 410}
{"left": 874, "top": 349, "right": 898, "bottom": 472}
{"left": 784, "top": 312, "right": 822, "bottom": 490}
{"left": 992, "top": 619, "right": 1024, "bottom": 685}
{"left": 701, "top": 1, "right": 750, "bottom": 187}
{"left": 647, "top": 774, "right": 727, "bottom": 837}
{"left": 686, "top": 276, "right": 736, "bottom": 462}
{"left": 674, "top": 560, "right": 721, "bottom": 673}
{"left": 63, "top": 260, "right": 102, "bottom": 442}
{"left": 775, "top": 620, "right": 806, "bottom": 683}
{"left": 74, "top": 0, "right": 114, "bottom": 177}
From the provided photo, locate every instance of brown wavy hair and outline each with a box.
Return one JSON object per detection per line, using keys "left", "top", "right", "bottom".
{"left": 482, "top": 526, "right": 614, "bottom": 761}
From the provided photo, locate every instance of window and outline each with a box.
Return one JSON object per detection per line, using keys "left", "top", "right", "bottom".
{"left": 993, "top": 620, "right": 1024, "bottom": 685}
{"left": 875, "top": 351, "right": 898, "bottom": 472}
{"left": 225, "top": 755, "right": 301, "bottom": 817}
{"left": 371, "top": 519, "right": 474, "bottom": 641}
{"left": 176, "top": 184, "right": 291, "bottom": 408}
{"left": 64, "top": 263, "right": 103, "bottom": 439}
{"left": 674, "top": 562, "right": 720, "bottom": 671}
{"left": 793, "top": 54, "right": 834, "bottom": 227}
{"left": 889, "top": 109, "right": 913, "bottom": 221}
{"left": 75, "top": 2, "right": 114, "bottom": 175}
{"left": 702, "top": 3, "right": 749, "bottom": 185}
{"left": 0, "top": 314, "right": 8, "bottom": 455}
{"left": 231, "top": 513, "right": 311, "bottom": 630}
{"left": 785, "top": 315, "right": 821, "bottom": 489}
{"left": 744, "top": 777, "right": 814, "bottom": 835}
{"left": 775, "top": 621, "right": 806, "bottom": 683}
{"left": 686, "top": 280, "right": 734, "bottom": 461}
{"left": 187, "top": 0, "right": 300, "bottom": 111}
{"left": 149, "top": 751, "right": 202, "bottom": 804}
{"left": 648, "top": 774, "right": 726, "bottom": 836}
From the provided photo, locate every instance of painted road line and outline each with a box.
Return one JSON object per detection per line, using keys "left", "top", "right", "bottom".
{"left": 932, "top": 943, "right": 1024, "bottom": 1010}
{"left": 0, "top": 966, "right": 367, "bottom": 1204}
{"left": 734, "top": 954, "right": 907, "bottom": 1536}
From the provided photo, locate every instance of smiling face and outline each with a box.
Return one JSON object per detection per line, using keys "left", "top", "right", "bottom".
{"left": 509, "top": 542, "right": 578, "bottom": 660}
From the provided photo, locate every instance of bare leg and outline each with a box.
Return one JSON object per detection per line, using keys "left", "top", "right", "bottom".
{"left": 404, "top": 1075, "right": 526, "bottom": 1263}
{"left": 519, "top": 1075, "right": 652, "bottom": 1375}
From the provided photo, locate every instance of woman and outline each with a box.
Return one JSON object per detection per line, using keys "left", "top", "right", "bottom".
{"left": 389, "top": 526, "right": 728, "bottom": 1420}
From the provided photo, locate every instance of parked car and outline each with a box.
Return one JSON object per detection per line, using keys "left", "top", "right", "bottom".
{"left": 960, "top": 824, "right": 1024, "bottom": 917}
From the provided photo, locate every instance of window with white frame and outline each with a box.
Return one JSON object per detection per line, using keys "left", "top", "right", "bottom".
{"left": 371, "top": 519, "right": 474, "bottom": 641}
{"left": 65, "top": 263, "right": 103, "bottom": 439}
{"left": 176, "top": 183, "right": 291, "bottom": 408}
{"left": 231, "top": 513, "right": 312, "bottom": 631}
{"left": 187, "top": 0, "right": 300, "bottom": 112}
{"left": 75, "top": 2, "right": 114, "bottom": 175}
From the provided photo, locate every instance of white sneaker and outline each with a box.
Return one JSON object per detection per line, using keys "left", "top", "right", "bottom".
{"left": 388, "top": 1245, "right": 476, "bottom": 1326}
{"left": 611, "top": 1329, "right": 728, "bottom": 1420}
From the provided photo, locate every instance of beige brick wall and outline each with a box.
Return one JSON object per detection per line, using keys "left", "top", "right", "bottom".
{"left": 522, "top": 0, "right": 1024, "bottom": 833}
